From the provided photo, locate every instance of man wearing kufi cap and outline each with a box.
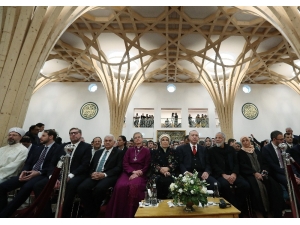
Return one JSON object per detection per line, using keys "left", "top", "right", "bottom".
{"left": 0, "top": 127, "right": 28, "bottom": 184}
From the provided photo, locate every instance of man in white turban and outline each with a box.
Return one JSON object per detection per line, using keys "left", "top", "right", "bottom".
{"left": 0, "top": 127, "right": 28, "bottom": 184}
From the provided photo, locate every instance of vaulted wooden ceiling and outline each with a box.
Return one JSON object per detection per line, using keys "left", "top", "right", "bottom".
{"left": 40, "top": 6, "right": 300, "bottom": 85}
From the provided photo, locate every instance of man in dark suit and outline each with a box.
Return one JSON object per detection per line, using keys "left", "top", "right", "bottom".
{"left": 177, "top": 130, "right": 218, "bottom": 190}
{"left": 24, "top": 125, "right": 40, "bottom": 146}
{"left": 0, "top": 129, "right": 59, "bottom": 218}
{"left": 286, "top": 127, "right": 299, "bottom": 145}
{"left": 77, "top": 134, "right": 123, "bottom": 218}
{"left": 33, "top": 127, "right": 92, "bottom": 218}
{"left": 262, "top": 130, "right": 288, "bottom": 190}
{"left": 288, "top": 136, "right": 300, "bottom": 185}
{"left": 209, "top": 132, "right": 249, "bottom": 215}
{"left": 20, "top": 135, "right": 39, "bottom": 161}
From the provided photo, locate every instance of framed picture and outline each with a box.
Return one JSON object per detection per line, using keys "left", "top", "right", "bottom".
{"left": 156, "top": 130, "right": 186, "bottom": 142}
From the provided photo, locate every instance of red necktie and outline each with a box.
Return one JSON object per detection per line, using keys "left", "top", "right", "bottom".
{"left": 192, "top": 145, "right": 196, "bottom": 155}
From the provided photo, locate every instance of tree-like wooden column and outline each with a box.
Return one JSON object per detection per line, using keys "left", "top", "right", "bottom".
{"left": 188, "top": 8, "right": 265, "bottom": 139}
{"left": 236, "top": 6, "right": 300, "bottom": 94}
{"left": 0, "top": 6, "right": 92, "bottom": 146}
{"left": 91, "top": 50, "right": 153, "bottom": 138}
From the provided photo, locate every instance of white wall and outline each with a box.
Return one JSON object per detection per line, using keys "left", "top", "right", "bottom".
{"left": 23, "top": 82, "right": 300, "bottom": 143}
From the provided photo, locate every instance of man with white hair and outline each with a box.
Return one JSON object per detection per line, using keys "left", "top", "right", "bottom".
{"left": 77, "top": 134, "right": 123, "bottom": 217}
{"left": 209, "top": 132, "right": 250, "bottom": 217}
{"left": 286, "top": 127, "right": 299, "bottom": 145}
{"left": 0, "top": 127, "right": 28, "bottom": 184}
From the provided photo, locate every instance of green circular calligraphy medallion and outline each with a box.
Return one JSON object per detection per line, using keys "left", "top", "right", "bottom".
{"left": 80, "top": 102, "right": 98, "bottom": 120}
{"left": 242, "top": 103, "right": 259, "bottom": 120}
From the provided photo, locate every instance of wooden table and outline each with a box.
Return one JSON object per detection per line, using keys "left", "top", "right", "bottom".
{"left": 135, "top": 197, "right": 240, "bottom": 218}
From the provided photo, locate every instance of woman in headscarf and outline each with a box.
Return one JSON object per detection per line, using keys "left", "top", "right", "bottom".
{"left": 148, "top": 134, "right": 179, "bottom": 199}
{"left": 237, "top": 136, "right": 284, "bottom": 218}
{"left": 204, "top": 137, "right": 212, "bottom": 150}
{"left": 105, "top": 132, "right": 151, "bottom": 218}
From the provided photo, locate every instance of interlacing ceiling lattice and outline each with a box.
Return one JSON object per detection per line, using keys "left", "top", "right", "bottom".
{"left": 38, "top": 6, "right": 300, "bottom": 87}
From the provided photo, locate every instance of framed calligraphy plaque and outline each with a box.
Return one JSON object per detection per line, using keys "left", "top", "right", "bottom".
{"left": 241, "top": 103, "right": 259, "bottom": 120}
{"left": 80, "top": 102, "right": 98, "bottom": 120}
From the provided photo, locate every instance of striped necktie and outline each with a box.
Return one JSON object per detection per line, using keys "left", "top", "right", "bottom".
{"left": 96, "top": 150, "right": 109, "bottom": 172}
{"left": 33, "top": 146, "right": 49, "bottom": 171}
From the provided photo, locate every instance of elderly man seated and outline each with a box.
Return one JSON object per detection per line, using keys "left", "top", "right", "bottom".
{"left": 0, "top": 127, "right": 28, "bottom": 184}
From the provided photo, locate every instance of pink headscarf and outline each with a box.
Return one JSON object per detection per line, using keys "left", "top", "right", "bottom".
{"left": 240, "top": 136, "right": 255, "bottom": 153}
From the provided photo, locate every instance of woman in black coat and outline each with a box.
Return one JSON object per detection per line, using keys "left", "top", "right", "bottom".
{"left": 237, "top": 136, "right": 284, "bottom": 218}
{"left": 148, "top": 134, "right": 179, "bottom": 199}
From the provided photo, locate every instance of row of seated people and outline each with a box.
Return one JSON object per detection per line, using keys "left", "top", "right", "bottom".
{"left": 0, "top": 128, "right": 299, "bottom": 218}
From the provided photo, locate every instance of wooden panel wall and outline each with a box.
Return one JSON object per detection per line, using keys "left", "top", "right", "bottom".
{"left": 0, "top": 6, "right": 92, "bottom": 146}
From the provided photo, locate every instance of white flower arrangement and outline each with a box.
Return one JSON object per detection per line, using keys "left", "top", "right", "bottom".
{"left": 169, "top": 170, "right": 209, "bottom": 206}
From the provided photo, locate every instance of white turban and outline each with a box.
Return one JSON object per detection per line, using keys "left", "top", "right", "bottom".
{"left": 8, "top": 127, "right": 25, "bottom": 137}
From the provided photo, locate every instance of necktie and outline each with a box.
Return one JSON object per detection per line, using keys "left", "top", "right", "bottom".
{"left": 192, "top": 145, "right": 197, "bottom": 155}
{"left": 96, "top": 151, "right": 109, "bottom": 172}
{"left": 276, "top": 147, "right": 284, "bottom": 168}
{"left": 33, "top": 146, "right": 49, "bottom": 171}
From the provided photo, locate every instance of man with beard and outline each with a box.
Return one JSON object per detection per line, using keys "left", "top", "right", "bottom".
{"left": 0, "top": 129, "right": 59, "bottom": 217}
{"left": 33, "top": 127, "right": 92, "bottom": 218}
{"left": 0, "top": 127, "right": 28, "bottom": 184}
{"left": 208, "top": 132, "right": 250, "bottom": 217}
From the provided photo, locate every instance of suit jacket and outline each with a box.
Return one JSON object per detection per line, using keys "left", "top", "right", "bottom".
{"left": 22, "top": 142, "right": 59, "bottom": 176}
{"left": 24, "top": 144, "right": 39, "bottom": 163}
{"left": 89, "top": 147, "right": 123, "bottom": 177}
{"left": 261, "top": 143, "right": 285, "bottom": 176}
{"left": 208, "top": 144, "right": 239, "bottom": 177}
{"left": 54, "top": 142, "right": 92, "bottom": 177}
{"left": 177, "top": 144, "right": 212, "bottom": 174}
{"left": 293, "top": 135, "right": 299, "bottom": 145}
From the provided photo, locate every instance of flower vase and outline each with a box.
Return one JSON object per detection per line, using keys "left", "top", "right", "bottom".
{"left": 184, "top": 202, "right": 195, "bottom": 212}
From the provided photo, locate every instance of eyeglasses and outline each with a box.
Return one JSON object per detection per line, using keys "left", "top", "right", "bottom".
{"left": 69, "top": 131, "right": 79, "bottom": 135}
{"left": 275, "top": 138, "right": 284, "bottom": 141}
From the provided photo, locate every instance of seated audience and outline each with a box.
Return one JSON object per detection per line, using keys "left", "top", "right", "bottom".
{"left": 177, "top": 130, "right": 218, "bottom": 190}
{"left": 234, "top": 142, "right": 242, "bottom": 152}
{"left": 33, "top": 127, "right": 92, "bottom": 218}
{"left": 117, "top": 135, "right": 128, "bottom": 155}
{"left": 36, "top": 123, "right": 45, "bottom": 138}
{"left": 91, "top": 137, "right": 103, "bottom": 158}
{"left": 289, "top": 136, "right": 300, "bottom": 165}
{"left": 228, "top": 138, "right": 236, "bottom": 147}
{"left": 25, "top": 125, "right": 40, "bottom": 145}
{"left": 259, "top": 139, "right": 269, "bottom": 150}
{"left": 105, "top": 132, "right": 151, "bottom": 218}
{"left": 20, "top": 135, "right": 38, "bottom": 160}
{"left": 0, "top": 127, "right": 28, "bottom": 184}
{"left": 184, "top": 135, "right": 190, "bottom": 144}
{"left": 149, "top": 134, "right": 179, "bottom": 199}
{"left": 0, "top": 129, "right": 59, "bottom": 218}
{"left": 286, "top": 127, "right": 299, "bottom": 145}
{"left": 77, "top": 134, "right": 123, "bottom": 218}
{"left": 237, "top": 136, "right": 284, "bottom": 218}
{"left": 209, "top": 132, "right": 250, "bottom": 216}
{"left": 55, "top": 137, "right": 62, "bottom": 145}
{"left": 173, "top": 141, "right": 179, "bottom": 149}
{"left": 204, "top": 137, "right": 212, "bottom": 150}
{"left": 262, "top": 131, "right": 288, "bottom": 190}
